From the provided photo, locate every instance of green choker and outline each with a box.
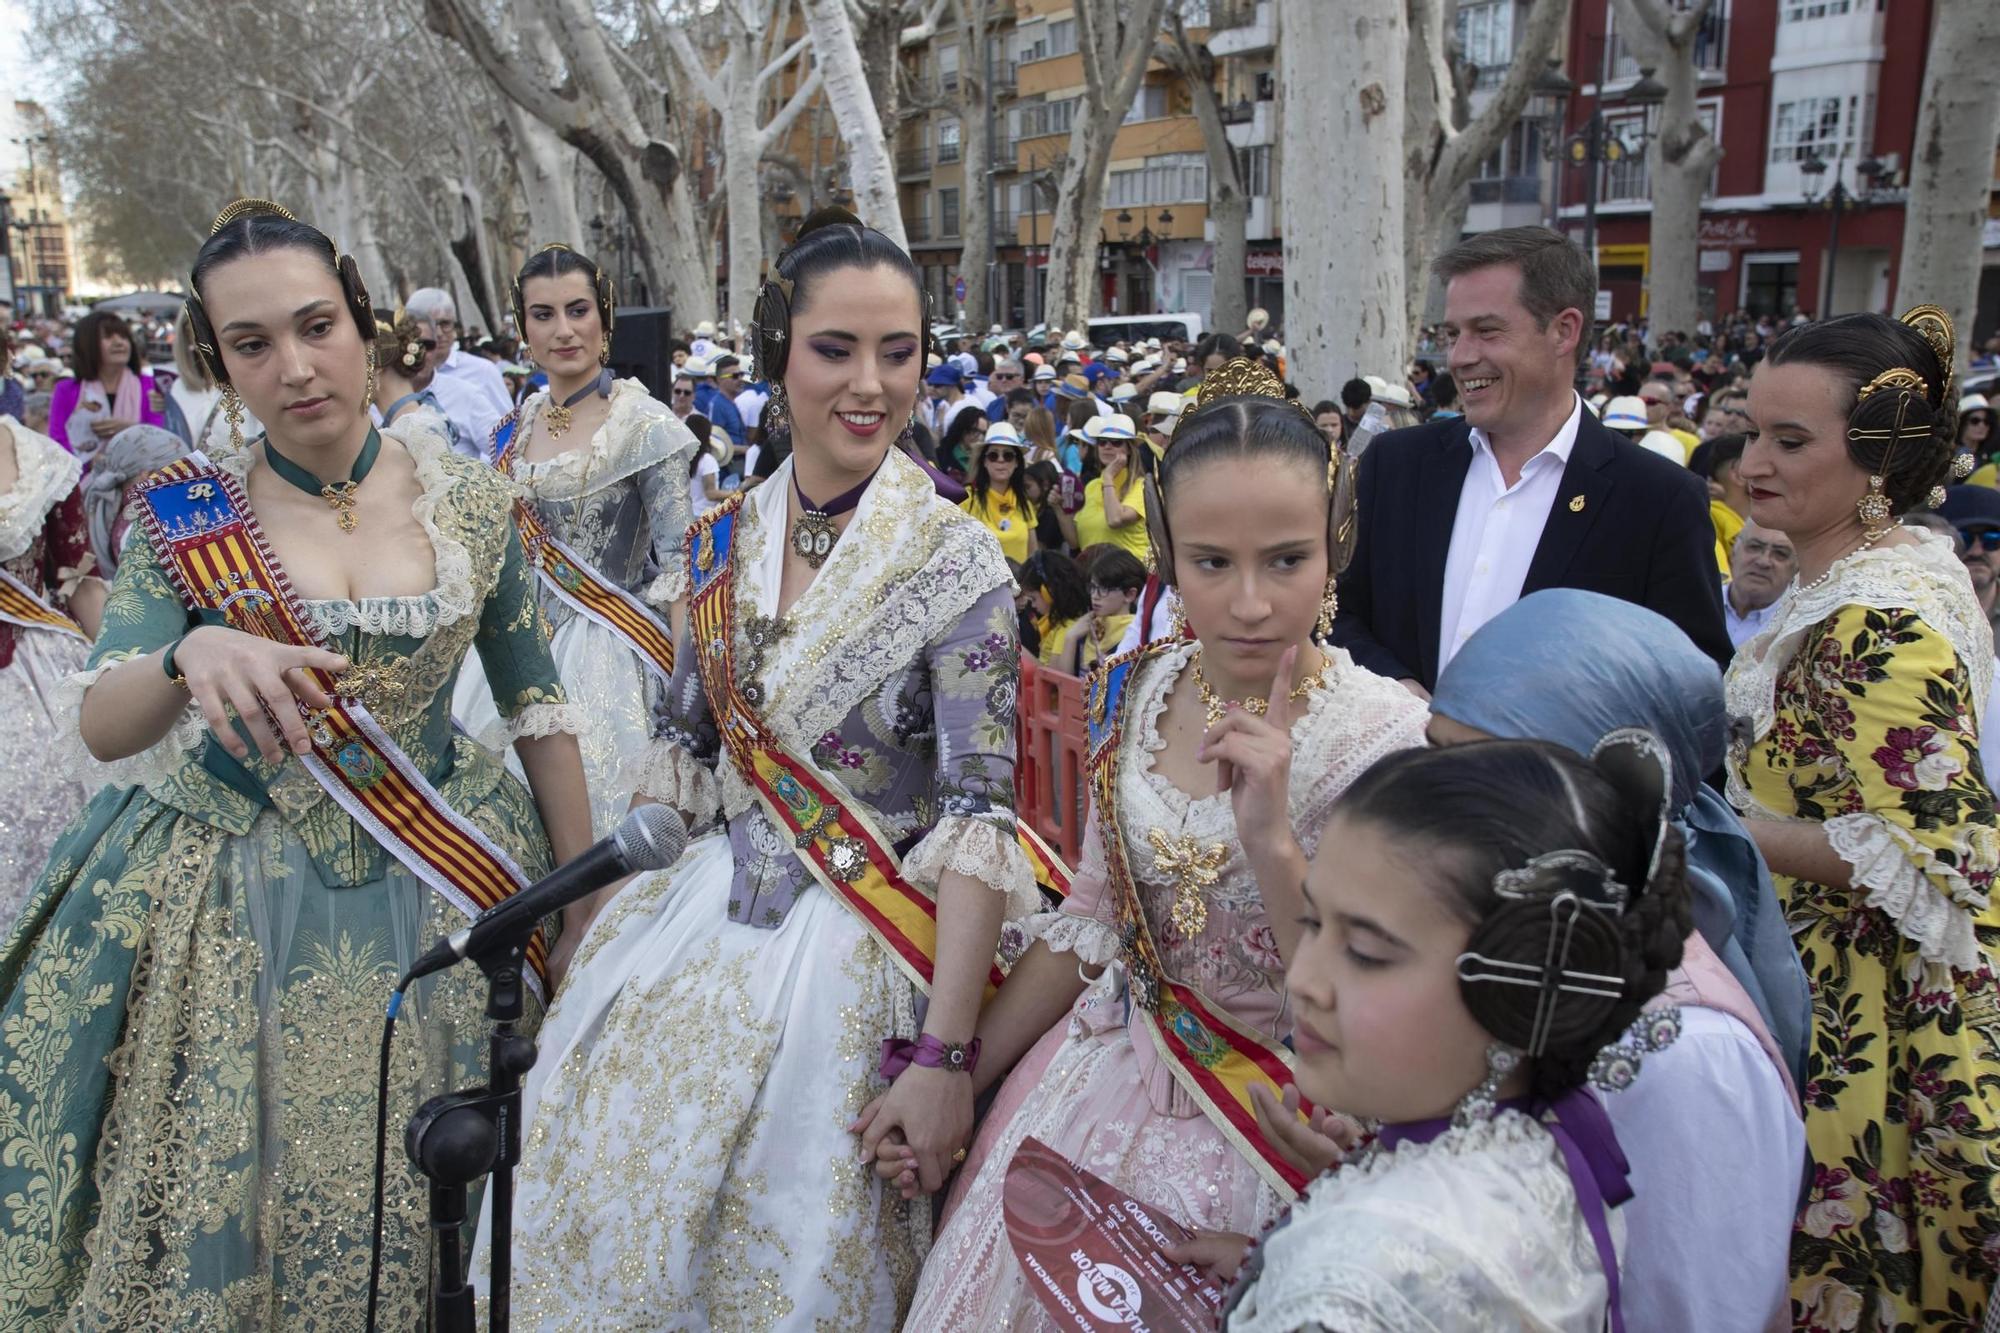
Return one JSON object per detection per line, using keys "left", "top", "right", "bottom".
{"left": 263, "top": 428, "right": 381, "bottom": 534}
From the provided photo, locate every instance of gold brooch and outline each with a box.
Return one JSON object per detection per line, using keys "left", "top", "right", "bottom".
{"left": 1149, "top": 830, "right": 1226, "bottom": 938}
{"left": 1568, "top": 495, "right": 1586, "bottom": 513}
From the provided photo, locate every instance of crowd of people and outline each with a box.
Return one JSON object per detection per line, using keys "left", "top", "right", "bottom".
{"left": 0, "top": 203, "right": 1994, "bottom": 1333}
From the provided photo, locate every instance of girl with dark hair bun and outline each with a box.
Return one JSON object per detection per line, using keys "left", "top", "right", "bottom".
{"left": 899, "top": 361, "right": 1429, "bottom": 1327}
{"left": 49, "top": 308, "right": 165, "bottom": 456}
{"left": 0, "top": 201, "right": 596, "bottom": 1326}
{"left": 1736, "top": 306, "right": 2000, "bottom": 1325}
{"left": 502, "top": 208, "right": 1046, "bottom": 1328}
{"left": 1016, "top": 546, "right": 1090, "bottom": 668}
{"left": 1213, "top": 737, "right": 1689, "bottom": 1331}
{"left": 450, "top": 243, "right": 699, "bottom": 841}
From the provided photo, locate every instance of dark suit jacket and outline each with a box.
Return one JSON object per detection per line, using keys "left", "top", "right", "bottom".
{"left": 1330, "top": 409, "right": 1731, "bottom": 690}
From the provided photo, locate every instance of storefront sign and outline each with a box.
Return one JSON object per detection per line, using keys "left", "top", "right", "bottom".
{"left": 1698, "top": 217, "right": 1759, "bottom": 248}
{"left": 1245, "top": 250, "right": 1284, "bottom": 277}
{"left": 1699, "top": 249, "right": 1733, "bottom": 272}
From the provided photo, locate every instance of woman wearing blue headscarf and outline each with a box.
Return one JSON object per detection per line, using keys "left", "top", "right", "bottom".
{"left": 1431, "top": 587, "right": 1806, "bottom": 1333}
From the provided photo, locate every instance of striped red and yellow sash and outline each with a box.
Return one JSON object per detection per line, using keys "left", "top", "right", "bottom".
{"left": 685, "top": 499, "right": 1069, "bottom": 997}
{"left": 1087, "top": 645, "right": 1316, "bottom": 1199}
{"left": 136, "top": 454, "right": 548, "bottom": 999}
{"left": 493, "top": 411, "right": 676, "bottom": 682}
{"left": 0, "top": 568, "right": 85, "bottom": 639}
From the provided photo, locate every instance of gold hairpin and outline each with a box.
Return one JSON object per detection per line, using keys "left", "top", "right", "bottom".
{"left": 1168, "top": 356, "right": 1325, "bottom": 480}
{"left": 210, "top": 198, "right": 297, "bottom": 233}
{"left": 1856, "top": 367, "right": 1928, "bottom": 403}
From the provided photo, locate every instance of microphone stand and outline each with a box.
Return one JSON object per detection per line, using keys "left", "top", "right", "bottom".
{"left": 404, "top": 930, "right": 539, "bottom": 1333}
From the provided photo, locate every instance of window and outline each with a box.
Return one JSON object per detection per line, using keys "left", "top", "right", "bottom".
{"left": 1018, "top": 97, "right": 1078, "bottom": 139}
{"left": 1015, "top": 21, "right": 1047, "bottom": 63}
{"left": 1235, "top": 144, "right": 1271, "bottom": 197}
{"left": 1769, "top": 93, "right": 1869, "bottom": 163}
{"left": 1610, "top": 0, "right": 1726, "bottom": 76}
{"left": 1780, "top": 0, "right": 1850, "bottom": 19}
{"left": 1598, "top": 103, "right": 1719, "bottom": 202}
{"left": 940, "top": 187, "right": 960, "bottom": 238}
{"left": 1742, "top": 258, "right": 1800, "bottom": 317}
{"left": 1106, "top": 153, "right": 1208, "bottom": 208}
{"left": 1046, "top": 18, "right": 1077, "bottom": 58}
{"left": 938, "top": 118, "right": 961, "bottom": 164}
{"left": 1456, "top": 1, "right": 1514, "bottom": 70}
{"left": 1123, "top": 84, "right": 1169, "bottom": 124}
{"left": 938, "top": 44, "right": 959, "bottom": 90}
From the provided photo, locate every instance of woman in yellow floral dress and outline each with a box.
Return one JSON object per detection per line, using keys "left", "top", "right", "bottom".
{"left": 1730, "top": 305, "right": 2000, "bottom": 1330}
{"left": 0, "top": 204, "right": 595, "bottom": 1329}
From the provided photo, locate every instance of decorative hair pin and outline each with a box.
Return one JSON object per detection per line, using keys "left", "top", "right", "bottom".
{"left": 1456, "top": 889, "right": 1628, "bottom": 1058}
{"left": 210, "top": 198, "right": 296, "bottom": 233}
{"left": 1168, "top": 356, "right": 1334, "bottom": 490}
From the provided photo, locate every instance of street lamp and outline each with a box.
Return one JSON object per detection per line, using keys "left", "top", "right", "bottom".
{"left": 1799, "top": 148, "right": 1884, "bottom": 316}
{"left": 1544, "top": 62, "right": 1672, "bottom": 266}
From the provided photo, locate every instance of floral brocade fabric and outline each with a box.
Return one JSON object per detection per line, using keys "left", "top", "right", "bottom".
{"left": 0, "top": 417, "right": 569, "bottom": 1330}
{"left": 1732, "top": 592, "right": 2000, "bottom": 1331}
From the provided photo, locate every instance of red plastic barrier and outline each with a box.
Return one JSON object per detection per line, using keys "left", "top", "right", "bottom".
{"left": 1015, "top": 651, "right": 1092, "bottom": 866}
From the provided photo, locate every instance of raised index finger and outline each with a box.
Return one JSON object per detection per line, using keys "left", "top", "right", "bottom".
{"left": 1266, "top": 644, "right": 1299, "bottom": 729}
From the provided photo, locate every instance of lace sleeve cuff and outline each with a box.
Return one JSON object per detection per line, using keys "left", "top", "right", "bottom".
{"left": 634, "top": 738, "right": 722, "bottom": 832}
{"left": 53, "top": 654, "right": 205, "bottom": 789}
{"left": 643, "top": 567, "right": 688, "bottom": 609}
{"left": 901, "top": 815, "right": 1041, "bottom": 920}
{"left": 1824, "top": 812, "right": 1986, "bottom": 971}
{"left": 1019, "top": 909, "right": 1121, "bottom": 966}
{"left": 505, "top": 701, "right": 588, "bottom": 742}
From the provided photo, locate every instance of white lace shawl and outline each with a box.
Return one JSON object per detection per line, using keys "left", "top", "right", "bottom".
{"left": 1024, "top": 639, "right": 1432, "bottom": 965}
{"left": 722, "top": 447, "right": 1037, "bottom": 912}
{"left": 1725, "top": 531, "right": 1996, "bottom": 970}
{"left": 1225, "top": 1111, "right": 1616, "bottom": 1333}
{"left": 0, "top": 417, "right": 81, "bottom": 565}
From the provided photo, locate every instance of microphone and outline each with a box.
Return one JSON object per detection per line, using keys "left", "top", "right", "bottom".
{"left": 402, "top": 804, "right": 687, "bottom": 985}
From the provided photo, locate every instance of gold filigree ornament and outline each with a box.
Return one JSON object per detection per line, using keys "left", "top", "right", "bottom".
{"left": 1150, "top": 829, "right": 1227, "bottom": 938}
{"left": 210, "top": 197, "right": 297, "bottom": 233}
{"left": 1900, "top": 303, "right": 1957, "bottom": 407}
{"left": 1167, "top": 357, "right": 1319, "bottom": 452}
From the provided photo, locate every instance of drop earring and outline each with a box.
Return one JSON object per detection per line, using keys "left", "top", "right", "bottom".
{"left": 222, "top": 384, "right": 246, "bottom": 451}
{"left": 1314, "top": 577, "right": 1339, "bottom": 640}
{"left": 1856, "top": 473, "right": 1892, "bottom": 538}
{"left": 599, "top": 333, "right": 612, "bottom": 367}
{"left": 1451, "top": 1043, "right": 1520, "bottom": 1129}
{"left": 1168, "top": 594, "right": 1189, "bottom": 640}
{"left": 361, "top": 347, "right": 379, "bottom": 417}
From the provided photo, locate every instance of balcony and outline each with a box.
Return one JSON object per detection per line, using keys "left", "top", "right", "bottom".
{"left": 905, "top": 217, "right": 932, "bottom": 242}
{"left": 1207, "top": 0, "right": 1273, "bottom": 57}
{"left": 992, "top": 210, "right": 1017, "bottom": 237}
{"left": 1469, "top": 176, "right": 1545, "bottom": 205}
{"left": 938, "top": 141, "right": 961, "bottom": 165}
{"left": 898, "top": 147, "right": 931, "bottom": 178}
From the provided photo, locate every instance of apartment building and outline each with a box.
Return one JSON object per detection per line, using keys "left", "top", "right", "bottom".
{"left": 0, "top": 101, "right": 77, "bottom": 316}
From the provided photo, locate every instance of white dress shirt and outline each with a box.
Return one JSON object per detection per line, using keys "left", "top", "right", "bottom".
{"left": 1437, "top": 393, "right": 1585, "bottom": 672}
{"left": 1724, "top": 590, "right": 1780, "bottom": 648}
{"left": 428, "top": 347, "right": 514, "bottom": 458}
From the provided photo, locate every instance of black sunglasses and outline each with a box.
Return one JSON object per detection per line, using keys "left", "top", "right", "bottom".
{"left": 1966, "top": 415, "right": 1996, "bottom": 428}
{"left": 1957, "top": 525, "right": 2000, "bottom": 552}
{"left": 671, "top": 385, "right": 695, "bottom": 396}
{"left": 984, "top": 449, "right": 1022, "bottom": 463}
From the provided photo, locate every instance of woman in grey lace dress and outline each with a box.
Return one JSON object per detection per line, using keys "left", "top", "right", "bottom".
{"left": 452, "top": 245, "right": 699, "bottom": 835}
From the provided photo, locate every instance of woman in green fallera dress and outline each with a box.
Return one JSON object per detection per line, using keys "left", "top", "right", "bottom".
{"left": 0, "top": 202, "right": 595, "bottom": 1329}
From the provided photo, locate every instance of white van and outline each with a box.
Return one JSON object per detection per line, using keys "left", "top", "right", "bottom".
{"left": 1086, "top": 313, "right": 1205, "bottom": 348}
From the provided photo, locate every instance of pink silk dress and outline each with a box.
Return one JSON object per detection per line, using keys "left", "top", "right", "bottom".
{"left": 906, "top": 640, "right": 1428, "bottom": 1329}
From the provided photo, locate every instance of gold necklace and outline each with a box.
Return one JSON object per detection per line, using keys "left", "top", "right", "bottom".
{"left": 1191, "top": 646, "right": 1328, "bottom": 727}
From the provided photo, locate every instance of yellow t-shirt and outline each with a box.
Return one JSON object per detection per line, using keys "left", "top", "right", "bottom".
{"left": 1074, "top": 475, "right": 1150, "bottom": 561}
{"left": 962, "top": 490, "right": 1038, "bottom": 564}
{"left": 1710, "top": 498, "right": 1744, "bottom": 577}
{"left": 1970, "top": 462, "right": 1997, "bottom": 490}
{"left": 1075, "top": 612, "right": 1135, "bottom": 675}
{"left": 1035, "top": 614, "right": 1080, "bottom": 669}
{"left": 1670, "top": 427, "right": 1701, "bottom": 463}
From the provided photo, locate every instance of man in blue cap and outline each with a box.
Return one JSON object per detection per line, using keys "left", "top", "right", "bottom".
{"left": 924, "top": 363, "right": 980, "bottom": 438}
{"left": 1939, "top": 485, "right": 2000, "bottom": 633}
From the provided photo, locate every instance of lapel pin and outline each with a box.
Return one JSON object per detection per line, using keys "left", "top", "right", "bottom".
{"left": 1568, "top": 494, "right": 1586, "bottom": 513}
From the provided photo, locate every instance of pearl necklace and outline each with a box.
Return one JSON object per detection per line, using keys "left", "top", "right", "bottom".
{"left": 1793, "top": 527, "right": 1887, "bottom": 599}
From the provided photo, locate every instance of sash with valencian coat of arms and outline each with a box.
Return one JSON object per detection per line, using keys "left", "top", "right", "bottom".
{"left": 491, "top": 408, "right": 677, "bottom": 683}
{"left": 1086, "top": 644, "right": 1319, "bottom": 1199}
{"left": 683, "top": 495, "right": 1070, "bottom": 998}
{"left": 134, "top": 453, "right": 551, "bottom": 1000}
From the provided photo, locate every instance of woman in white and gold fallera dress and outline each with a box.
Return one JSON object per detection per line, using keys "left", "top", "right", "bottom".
{"left": 452, "top": 245, "right": 697, "bottom": 836}
{"left": 491, "top": 211, "right": 1042, "bottom": 1329}
{"left": 0, "top": 413, "right": 102, "bottom": 928}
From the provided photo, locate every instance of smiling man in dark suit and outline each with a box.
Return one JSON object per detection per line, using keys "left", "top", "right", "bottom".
{"left": 1332, "top": 227, "right": 1729, "bottom": 693}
